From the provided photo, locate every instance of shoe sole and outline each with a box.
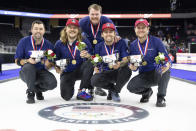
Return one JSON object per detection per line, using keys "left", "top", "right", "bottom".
{"left": 156, "top": 103, "right": 166, "bottom": 107}
{"left": 26, "top": 100, "right": 35, "bottom": 104}
{"left": 140, "top": 91, "right": 153, "bottom": 103}
{"left": 76, "top": 97, "right": 93, "bottom": 101}
{"left": 36, "top": 97, "right": 44, "bottom": 100}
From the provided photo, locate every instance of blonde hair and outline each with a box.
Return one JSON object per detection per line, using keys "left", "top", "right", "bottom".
{"left": 88, "top": 4, "right": 102, "bottom": 13}
{"left": 60, "top": 27, "right": 82, "bottom": 44}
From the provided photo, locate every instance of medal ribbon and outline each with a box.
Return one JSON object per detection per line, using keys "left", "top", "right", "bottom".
{"left": 104, "top": 43, "right": 115, "bottom": 55}
{"left": 137, "top": 36, "right": 149, "bottom": 56}
{"left": 91, "top": 22, "right": 100, "bottom": 39}
{"left": 67, "top": 44, "right": 77, "bottom": 59}
{"left": 31, "top": 35, "right": 44, "bottom": 50}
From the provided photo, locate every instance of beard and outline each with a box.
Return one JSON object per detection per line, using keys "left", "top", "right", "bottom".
{"left": 33, "top": 33, "right": 42, "bottom": 40}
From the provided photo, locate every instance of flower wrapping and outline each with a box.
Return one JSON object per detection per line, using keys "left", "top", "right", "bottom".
{"left": 75, "top": 41, "right": 87, "bottom": 51}
{"left": 44, "top": 49, "right": 56, "bottom": 61}
{"left": 154, "top": 52, "right": 169, "bottom": 74}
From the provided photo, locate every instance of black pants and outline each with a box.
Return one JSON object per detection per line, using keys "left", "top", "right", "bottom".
{"left": 91, "top": 65, "right": 132, "bottom": 93}
{"left": 60, "top": 60, "right": 94, "bottom": 101}
{"left": 127, "top": 70, "right": 170, "bottom": 97}
{"left": 20, "top": 63, "right": 57, "bottom": 92}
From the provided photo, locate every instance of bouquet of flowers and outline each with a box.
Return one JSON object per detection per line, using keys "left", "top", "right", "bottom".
{"left": 154, "top": 52, "right": 169, "bottom": 74}
{"left": 44, "top": 49, "right": 56, "bottom": 61}
{"left": 75, "top": 41, "right": 87, "bottom": 51}
{"left": 91, "top": 54, "right": 103, "bottom": 66}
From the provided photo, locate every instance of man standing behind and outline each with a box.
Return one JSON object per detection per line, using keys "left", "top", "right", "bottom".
{"left": 79, "top": 4, "right": 120, "bottom": 96}
{"left": 15, "top": 20, "right": 57, "bottom": 104}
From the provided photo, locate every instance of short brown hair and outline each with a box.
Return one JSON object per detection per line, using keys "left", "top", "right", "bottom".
{"left": 31, "top": 20, "right": 45, "bottom": 29}
{"left": 88, "top": 4, "right": 102, "bottom": 13}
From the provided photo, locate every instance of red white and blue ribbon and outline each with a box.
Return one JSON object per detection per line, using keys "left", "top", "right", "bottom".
{"left": 91, "top": 22, "right": 100, "bottom": 39}
{"left": 137, "top": 36, "right": 149, "bottom": 56}
{"left": 67, "top": 44, "right": 77, "bottom": 59}
{"left": 104, "top": 43, "right": 115, "bottom": 55}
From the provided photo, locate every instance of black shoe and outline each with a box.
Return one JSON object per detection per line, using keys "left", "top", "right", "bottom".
{"left": 26, "top": 91, "right": 35, "bottom": 104}
{"left": 95, "top": 87, "right": 107, "bottom": 96}
{"left": 156, "top": 96, "right": 166, "bottom": 107}
{"left": 107, "top": 91, "right": 112, "bottom": 100}
{"left": 88, "top": 89, "right": 94, "bottom": 98}
{"left": 140, "top": 88, "right": 153, "bottom": 103}
{"left": 36, "top": 92, "right": 44, "bottom": 100}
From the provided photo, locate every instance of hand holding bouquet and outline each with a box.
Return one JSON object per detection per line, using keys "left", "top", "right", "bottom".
{"left": 154, "top": 52, "right": 169, "bottom": 74}
{"left": 91, "top": 54, "right": 103, "bottom": 67}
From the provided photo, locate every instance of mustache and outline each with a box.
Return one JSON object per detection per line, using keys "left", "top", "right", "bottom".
{"left": 68, "top": 31, "right": 77, "bottom": 33}
{"left": 35, "top": 33, "right": 41, "bottom": 36}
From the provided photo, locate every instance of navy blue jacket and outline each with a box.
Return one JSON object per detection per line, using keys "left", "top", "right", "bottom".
{"left": 129, "top": 35, "right": 172, "bottom": 73}
{"left": 15, "top": 36, "right": 54, "bottom": 70}
{"left": 54, "top": 38, "right": 92, "bottom": 72}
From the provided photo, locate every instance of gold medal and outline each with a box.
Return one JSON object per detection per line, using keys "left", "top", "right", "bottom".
{"left": 93, "top": 39, "right": 97, "bottom": 44}
{"left": 72, "top": 60, "right": 76, "bottom": 65}
{"left": 142, "top": 61, "right": 147, "bottom": 66}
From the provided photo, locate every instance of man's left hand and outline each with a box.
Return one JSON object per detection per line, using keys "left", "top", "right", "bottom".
{"left": 114, "top": 36, "right": 121, "bottom": 43}
{"left": 80, "top": 50, "right": 91, "bottom": 58}
{"left": 161, "top": 62, "right": 171, "bottom": 74}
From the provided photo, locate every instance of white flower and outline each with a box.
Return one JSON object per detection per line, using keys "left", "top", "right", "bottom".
{"left": 94, "top": 57, "right": 99, "bottom": 63}
{"left": 159, "top": 53, "right": 165, "bottom": 60}
{"left": 80, "top": 42, "right": 86, "bottom": 45}
{"left": 47, "top": 49, "right": 53, "bottom": 55}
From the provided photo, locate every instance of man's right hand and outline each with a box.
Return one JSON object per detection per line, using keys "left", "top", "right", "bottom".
{"left": 129, "top": 64, "right": 138, "bottom": 71}
{"left": 94, "top": 67, "right": 100, "bottom": 73}
{"left": 55, "top": 66, "right": 62, "bottom": 74}
{"left": 27, "top": 58, "right": 36, "bottom": 64}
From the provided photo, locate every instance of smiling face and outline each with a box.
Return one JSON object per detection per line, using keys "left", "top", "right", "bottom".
{"left": 65, "top": 24, "right": 79, "bottom": 39}
{"left": 101, "top": 28, "right": 116, "bottom": 45}
{"left": 134, "top": 23, "right": 149, "bottom": 39}
{"left": 89, "top": 8, "right": 101, "bottom": 25}
{"left": 31, "top": 23, "right": 45, "bottom": 40}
